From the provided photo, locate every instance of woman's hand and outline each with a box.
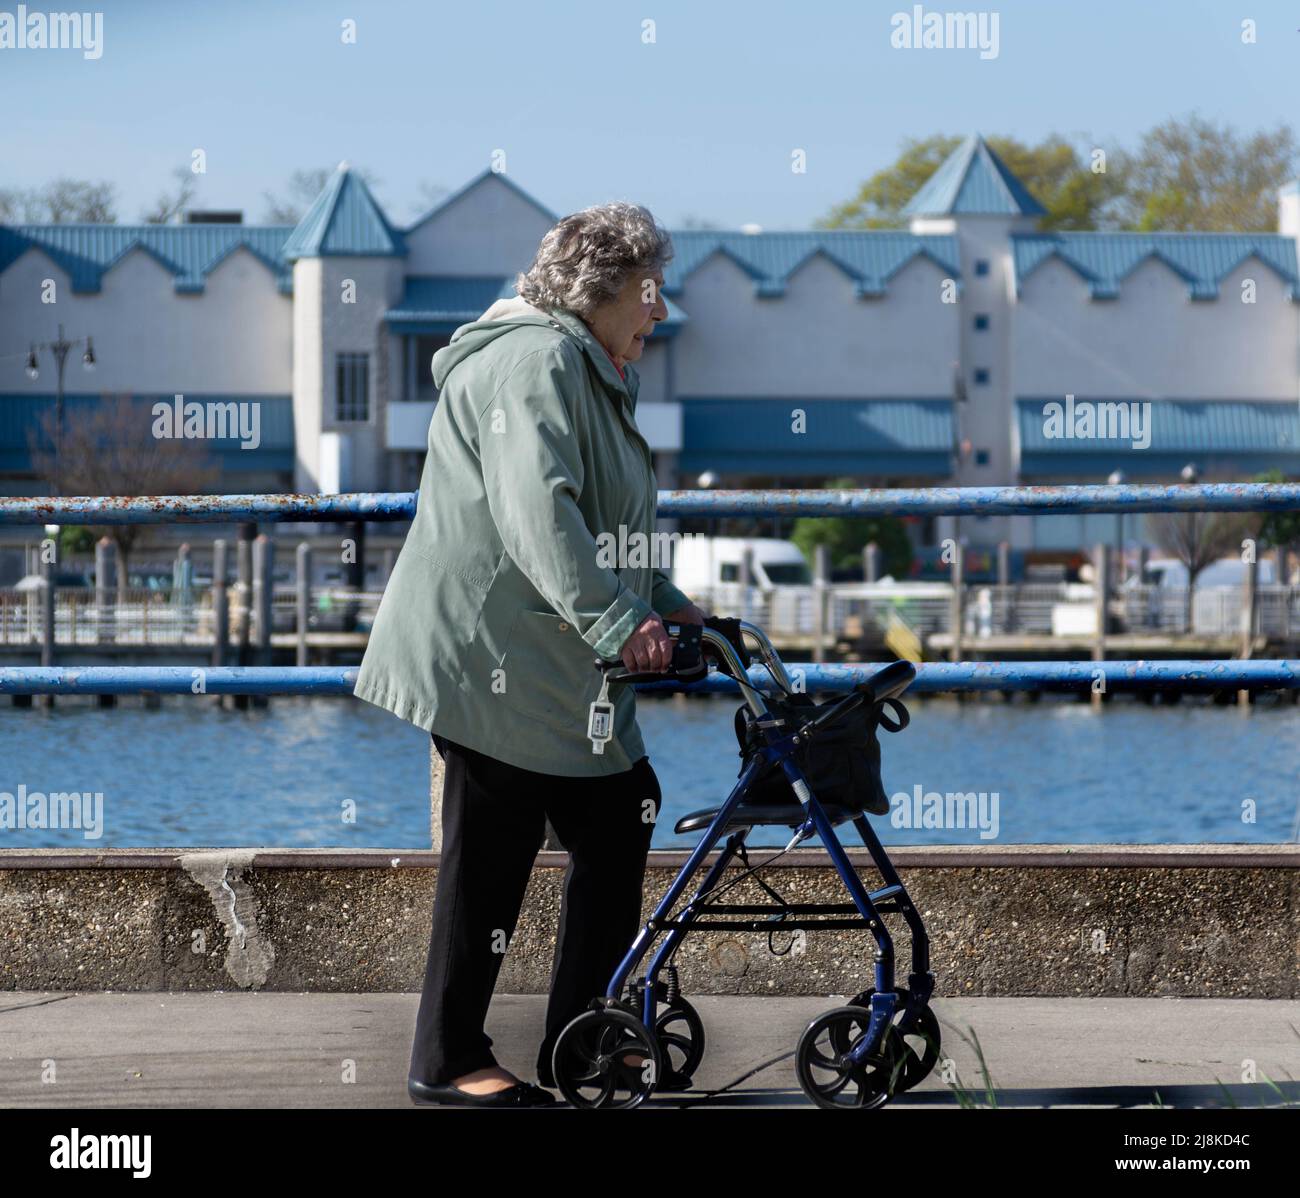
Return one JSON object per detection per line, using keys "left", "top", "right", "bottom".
{"left": 621, "top": 613, "right": 673, "bottom": 673}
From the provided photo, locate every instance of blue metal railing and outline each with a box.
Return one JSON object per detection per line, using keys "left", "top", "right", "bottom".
{"left": 3, "top": 482, "right": 1300, "bottom": 524}
{"left": 1, "top": 660, "right": 1297, "bottom": 695}
{"left": 1, "top": 484, "right": 1296, "bottom": 695}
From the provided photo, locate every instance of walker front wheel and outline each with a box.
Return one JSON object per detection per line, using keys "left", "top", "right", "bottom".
{"left": 654, "top": 997, "right": 705, "bottom": 1091}
{"left": 795, "top": 1006, "right": 903, "bottom": 1110}
{"left": 551, "top": 1008, "right": 663, "bottom": 1110}
{"left": 846, "top": 987, "right": 941, "bottom": 1091}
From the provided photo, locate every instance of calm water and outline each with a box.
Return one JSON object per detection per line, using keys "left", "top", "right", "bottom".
{"left": 1, "top": 694, "right": 1296, "bottom": 848}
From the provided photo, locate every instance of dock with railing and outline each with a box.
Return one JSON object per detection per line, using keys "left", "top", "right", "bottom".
{"left": 1, "top": 483, "right": 1299, "bottom": 999}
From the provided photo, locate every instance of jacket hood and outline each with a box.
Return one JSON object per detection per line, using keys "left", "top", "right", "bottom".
{"left": 430, "top": 296, "right": 555, "bottom": 390}
{"left": 431, "top": 295, "right": 634, "bottom": 403}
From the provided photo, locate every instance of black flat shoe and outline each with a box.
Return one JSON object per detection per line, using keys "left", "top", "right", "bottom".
{"left": 408, "top": 1077, "right": 557, "bottom": 1108}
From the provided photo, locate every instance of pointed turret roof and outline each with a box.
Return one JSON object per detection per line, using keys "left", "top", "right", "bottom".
{"left": 283, "top": 163, "right": 406, "bottom": 259}
{"left": 902, "top": 135, "right": 1046, "bottom": 218}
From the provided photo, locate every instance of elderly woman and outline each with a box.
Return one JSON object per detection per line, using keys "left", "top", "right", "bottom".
{"left": 355, "top": 201, "right": 704, "bottom": 1107}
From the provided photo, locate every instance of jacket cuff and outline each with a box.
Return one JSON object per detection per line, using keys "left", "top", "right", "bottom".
{"left": 586, "top": 587, "right": 655, "bottom": 660}
{"left": 651, "top": 572, "right": 692, "bottom": 616}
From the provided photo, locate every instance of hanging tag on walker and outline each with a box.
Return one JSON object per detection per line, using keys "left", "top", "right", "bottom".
{"left": 588, "top": 674, "right": 615, "bottom": 754}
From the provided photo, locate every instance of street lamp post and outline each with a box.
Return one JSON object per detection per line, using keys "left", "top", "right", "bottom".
{"left": 26, "top": 323, "right": 96, "bottom": 496}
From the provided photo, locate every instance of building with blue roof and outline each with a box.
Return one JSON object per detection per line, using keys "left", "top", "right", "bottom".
{"left": 1, "top": 141, "right": 1298, "bottom": 553}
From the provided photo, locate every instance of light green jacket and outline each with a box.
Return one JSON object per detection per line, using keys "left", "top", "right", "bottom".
{"left": 353, "top": 299, "right": 690, "bottom": 776}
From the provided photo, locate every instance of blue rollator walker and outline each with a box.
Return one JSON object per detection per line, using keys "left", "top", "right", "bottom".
{"left": 551, "top": 617, "right": 939, "bottom": 1109}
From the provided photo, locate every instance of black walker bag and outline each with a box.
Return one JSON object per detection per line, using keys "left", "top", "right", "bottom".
{"left": 733, "top": 690, "right": 909, "bottom": 818}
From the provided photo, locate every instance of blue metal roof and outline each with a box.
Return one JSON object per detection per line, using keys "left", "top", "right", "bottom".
{"left": 662, "top": 232, "right": 960, "bottom": 299}
{"left": 1016, "top": 398, "right": 1300, "bottom": 479}
{"left": 679, "top": 397, "right": 954, "bottom": 476}
{"left": 0, "top": 393, "right": 294, "bottom": 475}
{"left": 902, "top": 136, "right": 1047, "bottom": 218}
{"left": 282, "top": 166, "right": 405, "bottom": 260}
{"left": 0, "top": 224, "right": 294, "bottom": 295}
{"left": 385, "top": 276, "right": 688, "bottom": 335}
{"left": 1013, "top": 233, "right": 1300, "bottom": 300}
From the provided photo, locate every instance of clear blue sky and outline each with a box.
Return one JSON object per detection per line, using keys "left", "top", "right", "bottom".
{"left": 2, "top": 0, "right": 1297, "bottom": 229}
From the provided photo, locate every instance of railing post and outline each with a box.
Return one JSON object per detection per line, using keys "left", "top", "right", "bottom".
{"left": 1239, "top": 550, "right": 1259, "bottom": 707}
{"left": 253, "top": 534, "right": 273, "bottom": 665}
{"left": 39, "top": 542, "right": 54, "bottom": 708}
{"left": 813, "top": 543, "right": 830, "bottom": 664}
{"left": 296, "top": 541, "right": 312, "bottom": 668}
{"left": 863, "top": 541, "right": 879, "bottom": 583}
{"left": 211, "top": 538, "right": 228, "bottom": 668}
{"left": 95, "top": 536, "right": 115, "bottom": 645}
{"left": 174, "top": 542, "right": 193, "bottom": 639}
{"left": 740, "top": 544, "right": 754, "bottom": 625}
{"left": 1277, "top": 544, "right": 1290, "bottom": 648}
{"left": 997, "top": 539, "right": 1013, "bottom": 634}
{"left": 231, "top": 527, "right": 254, "bottom": 709}
{"left": 1092, "top": 542, "right": 1108, "bottom": 708}
{"left": 948, "top": 541, "right": 963, "bottom": 663}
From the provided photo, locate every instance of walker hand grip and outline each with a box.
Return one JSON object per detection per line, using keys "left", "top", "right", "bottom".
{"left": 594, "top": 621, "right": 706, "bottom": 685}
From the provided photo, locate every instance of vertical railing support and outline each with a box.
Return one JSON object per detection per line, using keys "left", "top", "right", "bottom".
{"left": 296, "top": 541, "right": 312, "bottom": 668}
{"left": 211, "top": 538, "right": 228, "bottom": 669}
{"left": 1239, "top": 550, "right": 1259, "bottom": 707}
{"left": 1092, "top": 543, "right": 1108, "bottom": 709}
{"left": 813, "top": 543, "right": 830, "bottom": 664}
{"left": 949, "top": 540, "right": 964, "bottom": 664}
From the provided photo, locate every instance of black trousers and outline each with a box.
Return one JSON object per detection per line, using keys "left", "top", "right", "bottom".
{"left": 410, "top": 732, "right": 661, "bottom": 1085}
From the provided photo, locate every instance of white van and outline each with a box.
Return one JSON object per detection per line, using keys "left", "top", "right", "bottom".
{"left": 669, "top": 536, "right": 811, "bottom": 592}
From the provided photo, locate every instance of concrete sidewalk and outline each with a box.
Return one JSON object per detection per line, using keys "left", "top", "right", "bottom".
{"left": 1, "top": 992, "right": 1297, "bottom": 1109}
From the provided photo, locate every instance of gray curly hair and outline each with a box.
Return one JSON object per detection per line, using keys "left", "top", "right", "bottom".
{"left": 516, "top": 201, "right": 673, "bottom": 319}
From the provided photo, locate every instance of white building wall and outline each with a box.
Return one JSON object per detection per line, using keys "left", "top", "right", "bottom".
{"left": 1013, "top": 255, "right": 1300, "bottom": 400}
{"left": 671, "top": 250, "right": 959, "bottom": 397}
{"left": 0, "top": 244, "right": 291, "bottom": 395}
{"left": 304, "top": 256, "right": 405, "bottom": 493}
{"left": 403, "top": 174, "right": 553, "bottom": 276}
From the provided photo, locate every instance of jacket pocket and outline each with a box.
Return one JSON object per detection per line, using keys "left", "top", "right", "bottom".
{"left": 497, "top": 608, "right": 603, "bottom": 731}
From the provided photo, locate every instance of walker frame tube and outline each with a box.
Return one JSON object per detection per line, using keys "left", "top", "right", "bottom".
{"left": 601, "top": 622, "right": 929, "bottom": 1064}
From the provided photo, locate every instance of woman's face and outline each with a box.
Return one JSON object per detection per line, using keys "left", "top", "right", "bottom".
{"left": 586, "top": 268, "right": 667, "bottom": 367}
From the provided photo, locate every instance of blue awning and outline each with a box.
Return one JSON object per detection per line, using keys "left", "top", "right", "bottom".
{"left": 679, "top": 397, "right": 954, "bottom": 477}
{"left": 1016, "top": 397, "right": 1300, "bottom": 478}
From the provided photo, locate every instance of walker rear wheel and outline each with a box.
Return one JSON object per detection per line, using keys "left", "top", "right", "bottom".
{"left": 795, "top": 1006, "right": 903, "bottom": 1110}
{"left": 551, "top": 1007, "right": 663, "bottom": 1110}
{"left": 846, "top": 986, "right": 941, "bottom": 1091}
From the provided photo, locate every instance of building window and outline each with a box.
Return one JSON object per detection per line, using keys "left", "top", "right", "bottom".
{"left": 973, "top": 313, "right": 990, "bottom": 331}
{"left": 336, "top": 353, "right": 369, "bottom": 422}
{"left": 975, "top": 448, "right": 991, "bottom": 466}
{"left": 974, "top": 259, "right": 990, "bottom": 276}
{"left": 405, "top": 334, "right": 451, "bottom": 402}
{"left": 973, "top": 368, "right": 990, "bottom": 385}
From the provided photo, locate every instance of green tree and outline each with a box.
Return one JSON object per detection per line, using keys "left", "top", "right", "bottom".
{"left": 819, "top": 133, "right": 1119, "bottom": 231}
{"left": 821, "top": 117, "right": 1299, "bottom": 234}
{"left": 789, "top": 480, "right": 913, "bottom": 577}
{"left": 1113, "top": 115, "right": 1298, "bottom": 232}
{"left": 1253, "top": 470, "right": 1300, "bottom": 550}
